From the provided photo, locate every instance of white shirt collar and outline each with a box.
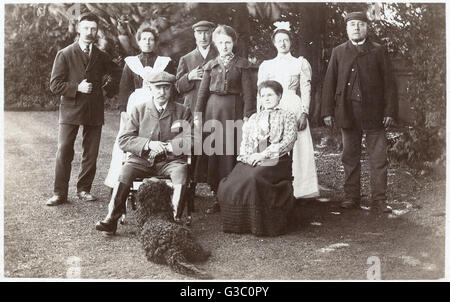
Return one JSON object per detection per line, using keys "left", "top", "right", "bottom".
{"left": 351, "top": 39, "right": 366, "bottom": 46}
{"left": 198, "top": 45, "right": 211, "bottom": 59}
{"left": 153, "top": 99, "right": 168, "bottom": 112}
{"left": 78, "top": 40, "right": 92, "bottom": 53}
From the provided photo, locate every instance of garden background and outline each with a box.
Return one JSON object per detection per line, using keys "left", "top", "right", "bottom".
{"left": 2, "top": 2, "right": 446, "bottom": 280}
{"left": 3, "top": 2, "right": 446, "bottom": 173}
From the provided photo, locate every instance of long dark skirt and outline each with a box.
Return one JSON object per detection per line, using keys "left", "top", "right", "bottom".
{"left": 194, "top": 93, "right": 243, "bottom": 192}
{"left": 217, "top": 155, "right": 294, "bottom": 236}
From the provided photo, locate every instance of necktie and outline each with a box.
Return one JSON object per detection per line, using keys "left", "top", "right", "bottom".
{"left": 157, "top": 108, "right": 163, "bottom": 117}
{"left": 83, "top": 47, "right": 90, "bottom": 60}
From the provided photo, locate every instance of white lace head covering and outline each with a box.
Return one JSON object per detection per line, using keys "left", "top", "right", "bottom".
{"left": 273, "top": 21, "right": 291, "bottom": 32}
{"left": 271, "top": 21, "right": 293, "bottom": 42}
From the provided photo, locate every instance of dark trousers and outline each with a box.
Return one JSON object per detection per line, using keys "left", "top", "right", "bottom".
{"left": 54, "top": 123, "right": 102, "bottom": 197}
{"left": 341, "top": 101, "right": 388, "bottom": 202}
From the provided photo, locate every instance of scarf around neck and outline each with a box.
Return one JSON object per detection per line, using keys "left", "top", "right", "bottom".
{"left": 219, "top": 53, "right": 235, "bottom": 69}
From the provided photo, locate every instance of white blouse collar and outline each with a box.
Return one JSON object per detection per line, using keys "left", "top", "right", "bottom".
{"left": 275, "top": 52, "right": 294, "bottom": 60}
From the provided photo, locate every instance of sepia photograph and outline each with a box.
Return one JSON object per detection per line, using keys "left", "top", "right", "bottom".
{"left": 1, "top": 1, "right": 446, "bottom": 283}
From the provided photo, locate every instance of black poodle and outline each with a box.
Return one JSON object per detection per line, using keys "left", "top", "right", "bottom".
{"left": 135, "top": 179, "right": 212, "bottom": 279}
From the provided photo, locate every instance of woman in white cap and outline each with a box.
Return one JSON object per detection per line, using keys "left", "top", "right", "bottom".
{"left": 257, "top": 21, "right": 319, "bottom": 200}
{"left": 104, "top": 24, "right": 173, "bottom": 191}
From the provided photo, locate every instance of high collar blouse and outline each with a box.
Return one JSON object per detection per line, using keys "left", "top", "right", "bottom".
{"left": 238, "top": 108, "right": 297, "bottom": 164}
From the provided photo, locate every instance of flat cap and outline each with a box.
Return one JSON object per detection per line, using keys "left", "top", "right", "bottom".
{"left": 344, "top": 11, "right": 369, "bottom": 23}
{"left": 192, "top": 20, "right": 215, "bottom": 31}
{"left": 78, "top": 12, "right": 100, "bottom": 23}
{"left": 146, "top": 71, "right": 176, "bottom": 85}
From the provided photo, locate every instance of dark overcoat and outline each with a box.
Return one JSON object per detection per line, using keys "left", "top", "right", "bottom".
{"left": 175, "top": 46, "right": 218, "bottom": 113}
{"left": 50, "top": 42, "right": 119, "bottom": 126}
{"left": 321, "top": 40, "right": 398, "bottom": 129}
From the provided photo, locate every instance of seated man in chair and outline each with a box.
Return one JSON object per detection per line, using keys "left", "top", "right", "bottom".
{"left": 96, "top": 70, "right": 193, "bottom": 235}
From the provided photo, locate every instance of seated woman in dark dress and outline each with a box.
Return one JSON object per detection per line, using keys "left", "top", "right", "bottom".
{"left": 217, "top": 80, "right": 297, "bottom": 236}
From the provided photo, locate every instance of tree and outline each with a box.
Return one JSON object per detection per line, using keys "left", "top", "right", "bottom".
{"left": 4, "top": 3, "right": 445, "bottom": 173}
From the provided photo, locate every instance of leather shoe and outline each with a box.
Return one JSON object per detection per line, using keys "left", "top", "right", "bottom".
{"left": 372, "top": 200, "right": 392, "bottom": 213}
{"left": 46, "top": 195, "right": 67, "bottom": 206}
{"left": 340, "top": 198, "right": 360, "bottom": 209}
{"left": 206, "top": 202, "right": 220, "bottom": 214}
{"left": 77, "top": 191, "right": 97, "bottom": 202}
{"left": 95, "top": 220, "right": 117, "bottom": 235}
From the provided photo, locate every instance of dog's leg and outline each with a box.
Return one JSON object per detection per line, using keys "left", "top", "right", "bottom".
{"left": 182, "top": 236, "right": 211, "bottom": 263}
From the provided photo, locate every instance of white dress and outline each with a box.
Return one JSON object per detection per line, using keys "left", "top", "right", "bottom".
{"left": 104, "top": 88, "right": 151, "bottom": 188}
{"left": 257, "top": 53, "right": 319, "bottom": 198}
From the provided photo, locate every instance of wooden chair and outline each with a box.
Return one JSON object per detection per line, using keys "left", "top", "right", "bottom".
{"left": 116, "top": 112, "right": 195, "bottom": 225}
{"left": 125, "top": 156, "right": 195, "bottom": 225}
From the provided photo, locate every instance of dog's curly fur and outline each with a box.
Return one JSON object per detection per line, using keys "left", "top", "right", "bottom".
{"left": 135, "top": 179, "right": 212, "bottom": 279}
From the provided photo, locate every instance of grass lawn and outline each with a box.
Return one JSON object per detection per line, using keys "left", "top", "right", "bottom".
{"left": 3, "top": 111, "right": 445, "bottom": 280}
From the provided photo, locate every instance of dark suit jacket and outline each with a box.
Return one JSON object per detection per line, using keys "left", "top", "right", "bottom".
{"left": 321, "top": 39, "right": 398, "bottom": 129}
{"left": 175, "top": 46, "right": 218, "bottom": 113}
{"left": 119, "top": 99, "right": 192, "bottom": 168}
{"left": 50, "top": 42, "right": 119, "bottom": 126}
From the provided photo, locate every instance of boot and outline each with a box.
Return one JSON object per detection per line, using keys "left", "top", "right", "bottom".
{"left": 172, "top": 184, "right": 187, "bottom": 223}
{"left": 371, "top": 200, "right": 392, "bottom": 213}
{"left": 95, "top": 182, "right": 130, "bottom": 235}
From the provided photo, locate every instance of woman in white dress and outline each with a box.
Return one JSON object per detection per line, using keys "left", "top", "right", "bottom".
{"left": 257, "top": 21, "right": 319, "bottom": 199}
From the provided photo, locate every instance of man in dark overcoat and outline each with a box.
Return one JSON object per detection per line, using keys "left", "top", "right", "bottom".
{"left": 47, "top": 13, "right": 119, "bottom": 206}
{"left": 175, "top": 20, "right": 217, "bottom": 210}
{"left": 95, "top": 70, "right": 193, "bottom": 234}
{"left": 175, "top": 20, "right": 217, "bottom": 113}
{"left": 321, "top": 11, "right": 398, "bottom": 212}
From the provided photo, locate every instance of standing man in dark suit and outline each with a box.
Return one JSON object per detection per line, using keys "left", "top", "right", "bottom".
{"left": 47, "top": 13, "right": 119, "bottom": 206}
{"left": 321, "top": 12, "right": 398, "bottom": 213}
{"left": 176, "top": 20, "right": 217, "bottom": 113}
{"left": 95, "top": 71, "right": 193, "bottom": 235}
{"left": 175, "top": 20, "right": 217, "bottom": 206}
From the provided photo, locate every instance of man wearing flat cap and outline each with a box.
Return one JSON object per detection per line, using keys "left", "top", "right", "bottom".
{"left": 96, "top": 71, "right": 193, "bottom": 234}
{"left": 321, "top": 11, "right": 398, "bottom": 213}
{"left": 175, "top": 20, "right": 217, "bottom": 201}
{"left": 176, "top": 20, "right": 217, "bottom": 113}
{"left": 47, "top": 12, "right": 119, "bottom": 206}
